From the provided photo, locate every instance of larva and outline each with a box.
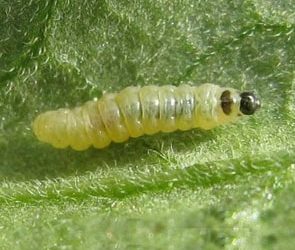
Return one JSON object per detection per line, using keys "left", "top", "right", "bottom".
{"left": 33, "top": 83, "right": 261, "bottom": 151}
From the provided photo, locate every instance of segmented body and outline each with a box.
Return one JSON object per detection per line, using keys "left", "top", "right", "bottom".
{"left": 33, "top": 83, "right": 260, "bottom": 151}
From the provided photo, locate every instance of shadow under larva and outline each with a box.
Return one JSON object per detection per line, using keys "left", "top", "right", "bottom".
{"left": 32, "top": 83, "right": 261, "bottom": 151}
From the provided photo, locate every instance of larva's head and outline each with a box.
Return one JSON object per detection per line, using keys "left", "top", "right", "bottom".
{"left": 220, "top": 89, "right": 261, "bottom": 117}
{"left": 194, "top": 84, "right": 260, "bottom": 130}
{"left": 218, "top": 88, "right": 261, "bottom": 126}
{"left": 239, "top": 92, "right": 261, "bottom": 115}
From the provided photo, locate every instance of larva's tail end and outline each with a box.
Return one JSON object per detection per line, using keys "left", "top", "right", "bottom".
{"left": 32, "top": 111, "right": 69, "bottom": 149}
{"left": 32, "top": 114, "right": 44, "bottom": 142}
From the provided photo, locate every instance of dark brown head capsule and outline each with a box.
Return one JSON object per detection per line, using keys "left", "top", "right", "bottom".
{"left": 239, "top": 92, "right": 261, "bottom": 115}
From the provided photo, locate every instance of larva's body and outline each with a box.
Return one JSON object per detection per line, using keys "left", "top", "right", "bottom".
{"left": 33, "top": 84, "right": 260, "bottom": 151}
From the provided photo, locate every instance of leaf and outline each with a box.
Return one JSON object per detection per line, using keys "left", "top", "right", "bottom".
{"left": 1, "top": 0, "right": 295, "bottom": 249}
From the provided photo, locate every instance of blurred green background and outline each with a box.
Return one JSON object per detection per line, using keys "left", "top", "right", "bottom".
{"left": 1, "top": 0, "right": 295, "bottom": 249}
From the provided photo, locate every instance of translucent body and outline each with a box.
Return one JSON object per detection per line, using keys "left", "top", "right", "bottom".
{"left": 33, "top": 83, "right": 244, "bottom": 151}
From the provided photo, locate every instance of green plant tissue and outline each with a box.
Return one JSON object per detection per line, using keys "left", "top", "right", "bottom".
{"left": 1, "top": 0, "right": 295, "bottom": 249}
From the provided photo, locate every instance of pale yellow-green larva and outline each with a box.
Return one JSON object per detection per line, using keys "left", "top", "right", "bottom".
{"left": 32, "top": 83, "right": 261, "bottom": 151}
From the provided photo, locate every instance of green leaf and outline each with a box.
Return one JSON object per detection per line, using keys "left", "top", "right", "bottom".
{"left": 1, "top": 0, "right": 295, "bottom": 249}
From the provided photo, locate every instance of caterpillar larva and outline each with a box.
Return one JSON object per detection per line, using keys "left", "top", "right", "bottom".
{"left": 33, "top": 83, "right": 261, "bottom": 151}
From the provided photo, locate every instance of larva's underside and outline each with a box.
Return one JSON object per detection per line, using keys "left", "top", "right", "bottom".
{"left": 33, "top": 84, "right": 260, "bottom": 151}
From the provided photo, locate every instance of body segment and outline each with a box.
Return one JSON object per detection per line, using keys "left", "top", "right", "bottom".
{"left": 33, "top": 83, "right": 260, "bottom": 150}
